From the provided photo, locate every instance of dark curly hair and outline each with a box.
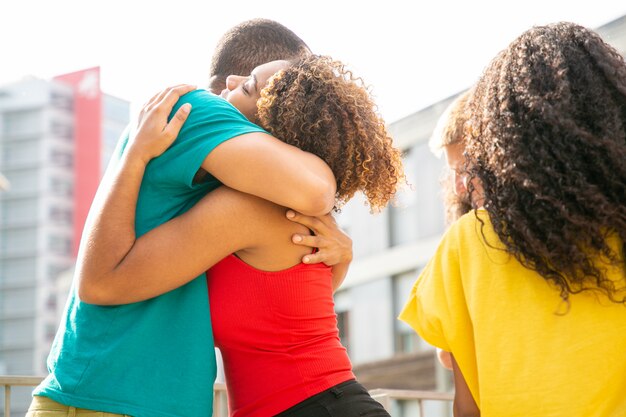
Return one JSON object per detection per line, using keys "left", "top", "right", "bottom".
{"left": 465, "top": 22, "right": 626, "bottom": 303}
{"left": 256, "top": 55, "right": 405, "bottom": 211}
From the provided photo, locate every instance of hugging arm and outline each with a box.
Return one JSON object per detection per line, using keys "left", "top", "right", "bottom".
{"left": 79, "top": 185, "right": 267, "bottom": 305}
{"left": 76, "top": 86, "right": 260, "bottom": 304}
{"left": 202, "top": 131, "right": 336, "bottom": 216}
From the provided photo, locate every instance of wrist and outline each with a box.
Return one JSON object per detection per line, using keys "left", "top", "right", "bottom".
{"left": 121, "top": 148, "right": 151, "bottom": 170}
{"left": 125, "top": 146, "right": 152, "bottom": 166}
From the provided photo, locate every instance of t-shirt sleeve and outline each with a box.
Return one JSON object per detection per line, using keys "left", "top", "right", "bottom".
{"left": 149, "top": 89, "right": 268, "bottom": 188}
{"left": 398, "top": 223, "right": 470, "bottom": 352}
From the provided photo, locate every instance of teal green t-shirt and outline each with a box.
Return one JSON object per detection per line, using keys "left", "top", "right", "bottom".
{"left": 34, "top": 90, "right": 267, "bottom": 417}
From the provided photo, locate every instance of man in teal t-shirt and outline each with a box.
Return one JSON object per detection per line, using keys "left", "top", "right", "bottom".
{"left": 32, "top": 20, "right": 335, "bottom": 417}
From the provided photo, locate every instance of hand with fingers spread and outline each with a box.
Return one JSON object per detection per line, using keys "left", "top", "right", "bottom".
{"left": 286, "top": 210, "right": 352, "bottom": 266}
{"left": 127, "top": 84, "right": 196, "bottom": 164}
{"left": 286, "top": 210, "right": 353, "bottom": 291}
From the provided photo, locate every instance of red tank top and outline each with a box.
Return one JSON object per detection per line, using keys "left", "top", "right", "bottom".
{"left": 207, "top": 255, "right": 355, "bottom": 417}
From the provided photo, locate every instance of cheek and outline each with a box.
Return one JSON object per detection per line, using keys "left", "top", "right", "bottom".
{"left": 225, "top": 91, "right": 238, "bottom": 105}
{"left": 240, "top": 101, "right": 259, "bottom": 122}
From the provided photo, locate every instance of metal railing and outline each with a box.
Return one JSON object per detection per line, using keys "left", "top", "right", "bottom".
{"left": 370, "top": 388, "right": 454, "bottom": 415}
{"left": 0, "top": 377, "right": 228, "bottom": 417}
{"left": 1, "top": 376, "right": 453, "bottom": 417}
{"left": 1, "top": 376, "right": 44, "bottom": 417}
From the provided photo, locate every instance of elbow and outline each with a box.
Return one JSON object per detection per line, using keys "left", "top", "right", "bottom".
{"left": 302, "top": 181, "right": 336, "bottom": 216}
{"left": 76, "top": 277, "right": 117, "bottom": 306}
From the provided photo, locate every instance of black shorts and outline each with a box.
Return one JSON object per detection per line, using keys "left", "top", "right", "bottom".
{"left": 275, "top": 380, "right": 391, "bottom": 417}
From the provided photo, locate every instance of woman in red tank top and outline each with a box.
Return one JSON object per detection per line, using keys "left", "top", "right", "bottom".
{"left": 77, "top": 56, "right": 404, "bottom": 416}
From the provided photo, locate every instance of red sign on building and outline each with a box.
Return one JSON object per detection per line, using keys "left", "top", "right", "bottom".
{"left": 54, "top": 67, "right": 102, "bottom": 257}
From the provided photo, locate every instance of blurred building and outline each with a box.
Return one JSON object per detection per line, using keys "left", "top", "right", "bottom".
{"left": 334, "top": 14, "right": 626, "bottom": 417}
{"left": 0, "top": 173, "right": 8, "bottom": 191}
{"left": 0, "top": 67, "right": 129, "bottom": 414}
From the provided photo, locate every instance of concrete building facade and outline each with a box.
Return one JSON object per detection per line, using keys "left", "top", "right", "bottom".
{"left": 0, "top": 68, "right": 129, "bottom": 414}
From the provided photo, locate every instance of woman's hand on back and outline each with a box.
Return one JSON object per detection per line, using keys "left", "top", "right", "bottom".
{"left": 286, "top": 210, "right": 352, "bottom": 266}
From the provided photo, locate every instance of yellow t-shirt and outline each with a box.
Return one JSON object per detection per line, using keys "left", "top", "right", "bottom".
{"left": 399, "top": 210, "right": 626, "bottom": 417}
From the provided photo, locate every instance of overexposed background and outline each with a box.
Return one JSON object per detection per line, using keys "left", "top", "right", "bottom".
{"left": 2, "top": 0, "right": 626, "bottom": 122}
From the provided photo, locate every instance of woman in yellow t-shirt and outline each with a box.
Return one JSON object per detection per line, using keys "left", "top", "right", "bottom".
{"left": 400, "top": 22, "right": 626, "bottom": 417}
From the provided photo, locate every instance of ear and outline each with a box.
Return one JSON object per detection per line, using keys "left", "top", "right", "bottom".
{"left": 208, "top": 76, "right": 226, "bottom": 95}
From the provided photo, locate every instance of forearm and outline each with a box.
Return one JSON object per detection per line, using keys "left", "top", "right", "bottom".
{"left": 75, "top": 85, "right": 201, "bottom": 304}
{"left": 75, "top": 153, "right": 146, "bottom": 302}
{"left": 221, "top": 152, "right": 335, "bottom": 215}
{"left": 78, "top": 186, "right": 267, "bottom": 305}
{"left": 268, "top": 151, "right": 336, "bottom": 216}
{"left": 451, "top": 354, "right": 481, "bottom": 417}
{"left": 203, "top": 133, "right": 336, "bottom": 216}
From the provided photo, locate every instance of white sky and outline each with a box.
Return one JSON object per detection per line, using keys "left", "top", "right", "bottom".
{"left": 2, "top": 0, "right": 626, "bottom": 123}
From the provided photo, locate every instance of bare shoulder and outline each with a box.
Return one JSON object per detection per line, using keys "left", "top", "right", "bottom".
{"left": 210, "top": 188, "right": 312, "bottom": 270}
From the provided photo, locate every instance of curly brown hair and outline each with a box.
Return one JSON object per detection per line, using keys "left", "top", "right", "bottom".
{"left": 430, "top": 90, "right": 472, "bottom": 154}
{"left": 256, "top": 55, "right": 405, "bottom": 211}
{"left": 430, "top": 90, "right": 474, "bottom": 224}
{"left": 465, "top": 22, "right": 626, "bottom": 303}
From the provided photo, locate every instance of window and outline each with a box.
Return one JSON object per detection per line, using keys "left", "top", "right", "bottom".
{"left": 3, "top": 110, "right": 41, "bottom": 137}
{"left": 1, "top": 318, "right": 34, "bottom": 346}
{"left": 2, "top": 198, "right": 38, "bottom": 224}
{"left": 49, "top": 120, "right": 73, "bottom": 141}
{"left": 48, "top": 235, "right": 72, "bottom": 255}
{"left": 50, "top": 90, "right": 74, "bottom": 111}
{"left": 50, "top": 149, "right": 73, "bottom": 168}
{"left": 3, "top": 168, "right": 40, "bottom": 194}
{"left": 48, "top": 263, "right": 70, "bottom": 282}
{"left": 45, "top": 322, "right": 58, "bottom": 342}
{"left": 0, "top": 258, "right": 37, "bottom": 286}
{"left": 50, "top": 176, "right": 73, "bottom": 197}
{"left": 0, "top": 349, "right": 32, "bottom": 373}
{"left": 389, "top": 143, "right": 446, "bottom": 246}
{"left": 49, "top": 206, "right": 72, "bottom": 225}
{"left": 393, "top": 270, "right": 428, "bottom": 354}
{"left": 389, "top": 149, "right": 419, "bottom": 246}
{"left": 2, "top": 139, "right": 40, "bottom": 166}
{"left": 3, "top": 227, "right": 37, "bottom": 256}
{"left": 1, "top": 288, "right": 35, "bottom": 315}
{"left": 46, "top": 293, "right": 57, "bottom": 310}
{"left": 336, "top": 310, "right": 350, "bottom": 354}
{"left": 413, "top": 143, "right": 446, "bottom": 238}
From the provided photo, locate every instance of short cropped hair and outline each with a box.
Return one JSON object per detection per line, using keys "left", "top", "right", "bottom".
{"left": 208, "top": 19, "right": 311, "bottom": 93}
